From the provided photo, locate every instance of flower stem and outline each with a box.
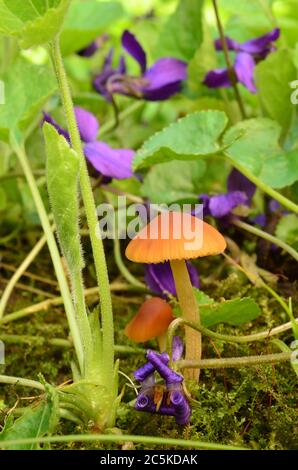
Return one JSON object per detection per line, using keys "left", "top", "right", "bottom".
{"left": 212, "top": 0, "right": 247, "bottom": 119}
{"left": 177, "top": 351, "right": 292, "bottom": 370}
{"left": 232, "top": 218, "right": 298, "bottom": 262}
{"left": 0, "top": 231, "right": 48, "bottom": 318}
{"left": 0, "top": 374, "right": 45, "bottom": 391}
{"left": 170, "top": 260, "right": 201, "bottom": 381}
{"left": 224, "top": 155, "right": 298, "bottom": 214}
{"left": 113, "top": 236, "right": 145, "bottom": 288}
{"left": 12, "top": 142, "right": 84, "bottom": 372}
{"left": 0, "top": 433, "right": 246, "bottom": 450}
{"left": 167, "top": 317, "right": 298, "bottom": 349}
{"left": 51, "top": 38, "right": 114, "bottom": 384}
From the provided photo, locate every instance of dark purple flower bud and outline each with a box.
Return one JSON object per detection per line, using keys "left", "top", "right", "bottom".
{"left": 134, "top": 352, "right": 169, "bottom": 382}
{"left": 146, "top": 350, "right": 183, "bottom": 385}
{"left": 144, "top": 261, "right": 199, "bottom": 299}
{"left": 227, "top": 168, "right": 256, "bottom": 204}
{"left": 170, "top": 390, "right": 191, "bottom": 425}
{"left": 122, "top": 30, "right": 147, "bottom": 73}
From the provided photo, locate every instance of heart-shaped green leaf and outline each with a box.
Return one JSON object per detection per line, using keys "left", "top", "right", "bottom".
{"left": 223, "top": 118, "right": 298, "bottom": 189}
{"left": 133, "top": 110, "right": 228, "bottom": 171}
{"left": 0, "top": 0, "right": 71, "bottom": 48}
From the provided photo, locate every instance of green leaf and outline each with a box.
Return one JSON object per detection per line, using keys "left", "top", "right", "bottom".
{"left": 0, "top": 0, "right": 71, "bottom": 48}
{"left": 60, "top": 0, "right": 124, "bottom": 56}
{"left": 44, "top": 123, "right": 84, "bottom": 273}
{"left": 194, "top": 289, "right": 261, "bottom": 327}
{"left": 142, "top": 159, "right": 206, "bottom": 204}
{"left": 255, "top": 49, "right": 297, "bottom": 140}
{"left": 275, "top": 214, "right": 298, "bottom": 249}
{"left": 0, "top": 389, "right": 59, "bottom": 450}
{"left": 133, "top": 111, "right": 228, "bottom": 171}
{"left": 155, "top": 0, "right": 204, "bottom": 61}
{"left": 0, "top": 58, "right": 57, "bottom": 142}
{"left": 223, "top": 118, "right": 298, "bottom": 189}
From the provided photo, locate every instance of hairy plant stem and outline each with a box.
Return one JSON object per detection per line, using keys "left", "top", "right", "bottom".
{"left": 51, "top": 38, "right": 114, "bottom": 385}
{"left": 177, "top": 352, "right": 292, "bottom": 370}
{"left": 212, "top": 0, "right": 246, "bottom": 119}
{"left": 232, "top": 218, "right": 298, "bottom": 262}
{"left": 11, "top": 143, "right": 84, "bottom": 372}
{"left": 170, "top": 260, "right": 201, "bottom": 381}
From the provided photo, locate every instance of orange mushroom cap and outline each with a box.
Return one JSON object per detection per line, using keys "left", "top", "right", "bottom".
{"left": 124, "top": 297, "right": 174, "bottom": 342}
{"left": 125, "top": 211, "right": 226, "bottom": 264}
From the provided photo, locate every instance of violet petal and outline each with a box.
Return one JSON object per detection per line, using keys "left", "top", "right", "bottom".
{"left": 74, "top": 107, "right": 99, "bottom": 143}
{"left": 134, "top": 353, "right": 169, "bottom": 383}
{"left": 122, "top": 30, "right": 147, "bottom": 73}
{"left": 240, "top": 28, "right": 280, "bottom": 55}
{"left": 146, "top": 350, "right": 183, "bottom": 384}
{"left": 234, "top": 52, "right": 257, "bottom": 93}
{"left": 208, "top": 191, "right": 248, "bottom": 218}
{"left": 214, "top": 36, "right": 240, "bottom": 51}
{"left": 172, "top": 336, "right": 184, "bottom": 362}
{"left": 203, "top": 68, "right": 231, "bottom": 88}
{"left": 144, "top": 58, "right": 187, "bottom": 91}
{"left": 227, "top": 168, "right": 256, "bottom": 204}
{"left": 84, "top": 142, "right": 134, "bottom": 179}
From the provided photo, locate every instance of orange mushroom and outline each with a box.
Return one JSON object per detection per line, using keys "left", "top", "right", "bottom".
{"left": 126, "top": 211, "right": 226, "bottom": 381}
{"left": 125, "top": 297, "right": 174, "bottom": 351}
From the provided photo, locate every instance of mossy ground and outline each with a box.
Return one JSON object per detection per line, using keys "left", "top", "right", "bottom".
{"left": 0, "top": 233, "right": 297, "bottom": 450}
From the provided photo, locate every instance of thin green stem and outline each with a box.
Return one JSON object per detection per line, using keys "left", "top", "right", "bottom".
{"left": 113, "top": 237, "right": 145, "bottom": 288}
{"left": 212, "top": 0, "right": 246, "bottom": 119}
{"left": 51, "top": 38, "right": 114, "bottom": 384}
{"left": 0, "top": 433, "right": 246, "bottom": 450}
{"left": 224, "top": 154, "right": 298, "bottom": 214}
{"left": 0, "top": 231, "right": 48, "bottom": 318}
{"left": 0, "top": 334, "right": 71, "bottom": 348}
{"left": 0, "top": 283, "right": 144, "bottom": 325}
{"left": 167, "top": 318, "right": 298, "bottom": 352}
{"left": 232, "top": 218, "right": 298, "bottom": 262}
{"left": 12, "top": 142, "right": 84, "bottom": 372}
{"left": 99, "top": 101, "right": 144, "bottom": 137}
{"left": 177, "top": 352, "right": 292, "bottom": 370}
{"left": 0, "top": 374, "right": 45, "bottom": 391}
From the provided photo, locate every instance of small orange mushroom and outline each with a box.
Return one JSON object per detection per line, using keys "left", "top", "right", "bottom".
{"left": 125, "top": 297, "right": 174, "bottom": 351}
{"left": 126, "top": 211, "right": 226, "bottom": 381}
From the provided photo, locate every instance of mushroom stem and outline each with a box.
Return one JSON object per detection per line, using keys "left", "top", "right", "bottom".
{"left": 170, "top": 260, "right": 201, "bottom": 381}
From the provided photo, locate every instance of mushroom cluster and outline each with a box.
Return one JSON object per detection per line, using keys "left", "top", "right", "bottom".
{"left": 126, "top": 211, "right": 226, "bottom": 381}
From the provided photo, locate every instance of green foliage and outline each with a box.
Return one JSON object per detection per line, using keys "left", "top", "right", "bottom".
{"left": 156, "top": 0, "right": 204, "bottom": 61}
{"left": 44, "top": 123, "right": 84, "bottom": 274}
{"left": 133, "top": 111, "right": 227, "bottom": 170}
{"left": 0, "top": 58, "right": 56, "bottom": 142}
{"left": 0, "top": 0, "right": 71, "bottom": 48}
{"left": 223, "top": 118, "right": 298, "bottom": 189}
{"left": 142, "top": 159, "right": 206, "bottom": 204}
{"left": 275, "top": 214, "right": 298, "bottom": 249}
{"left": 255, "top": 49, "right": 297, "bottom": 140}
{"left": 0, "top": 387, "right": 59, "bottom": 450}
{"left": 194, "top": 289, "right": 261, "bottom": 327}
{"left": 60, "top": 0, "right": 124, "bottom": 56}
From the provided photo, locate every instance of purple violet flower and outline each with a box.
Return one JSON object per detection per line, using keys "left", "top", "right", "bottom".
{"left": 93, "top": 30, "right": 187, "bottom": 101}
{"left": 144, "top": 261, "right": 200, "bottom": 299}
{"left": 42, "top": 107, "right": 134, "bottom": 180}
{"left": 204, "top": 28, "right": 280, "bottom": 93}
{"left": 200, "top": 168, "right": 256, "bottom": 222}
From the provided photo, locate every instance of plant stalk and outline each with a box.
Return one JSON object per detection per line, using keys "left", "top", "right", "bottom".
{"left": 170, "top": 260, "right": 201, "bottom": 381}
